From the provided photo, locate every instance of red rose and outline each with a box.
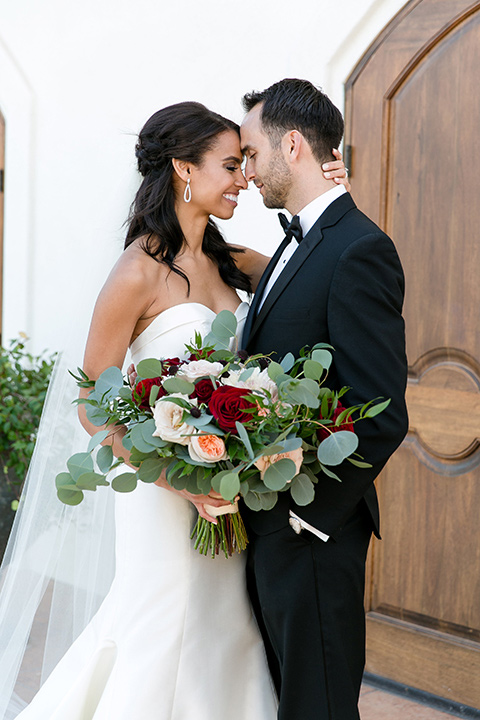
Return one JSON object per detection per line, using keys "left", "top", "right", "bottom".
{"left": 208, "top": 385, "right": 256, "bottom": 433}
{"left": 317, "top": 403, "right": 354, "bottom": 442}
{"left": 190, "top": 378, "right": 215, "bottom": 404}
{"left": 132, "top": 377, "right": 166, "bottom": 410}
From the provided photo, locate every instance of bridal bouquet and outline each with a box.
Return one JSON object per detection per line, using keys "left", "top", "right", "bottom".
{"left": 56, "top": 310, "right": 389, "bottom": 558}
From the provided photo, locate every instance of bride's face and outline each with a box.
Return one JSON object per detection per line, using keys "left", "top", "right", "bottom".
{"left": 189, "top": 130, "right": 247, "bottom": 220}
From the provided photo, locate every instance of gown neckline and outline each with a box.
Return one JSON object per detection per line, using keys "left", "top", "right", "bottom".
{"left": 130, "top": 301, "right": 249, "bottom": 354}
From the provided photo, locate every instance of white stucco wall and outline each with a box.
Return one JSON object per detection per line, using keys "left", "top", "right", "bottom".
{"left": 0, "top": 0, "right": 406, "bottom": 358}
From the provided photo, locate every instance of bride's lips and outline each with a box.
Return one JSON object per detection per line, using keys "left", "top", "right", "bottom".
{"left": 223, "top": 193, "right": 238, "bottom": 207}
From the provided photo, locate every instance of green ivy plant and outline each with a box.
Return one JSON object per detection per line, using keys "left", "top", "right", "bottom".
{"left": 0, "top": 336, "right": 57, "bottom": 502}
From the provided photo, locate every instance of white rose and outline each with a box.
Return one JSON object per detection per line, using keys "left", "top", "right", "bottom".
{"left": 177, "top": 359, "right": 224, "bottom": 382}
{"left": 152, "top": 393, "right": 196, "bottom": 445}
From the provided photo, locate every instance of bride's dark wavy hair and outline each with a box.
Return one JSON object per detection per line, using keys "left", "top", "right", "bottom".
{"left": 125, "top": 102, "right": 252, "bottom": 294}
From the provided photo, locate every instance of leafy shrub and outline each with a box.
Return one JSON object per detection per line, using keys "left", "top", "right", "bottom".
{"left": 0, "top": 336, "right": 57, "bottom": 498}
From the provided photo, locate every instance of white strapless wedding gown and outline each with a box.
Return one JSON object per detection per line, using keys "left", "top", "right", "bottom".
{"left": 16, "top": 302, "right": 277, "bottom": 720}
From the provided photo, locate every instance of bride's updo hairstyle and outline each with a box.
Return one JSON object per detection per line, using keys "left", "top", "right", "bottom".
{"left": 125, "top": 102, "right": 252, "bottom": 293}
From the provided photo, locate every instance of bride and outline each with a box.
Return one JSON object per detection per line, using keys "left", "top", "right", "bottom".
{"left": 0, "top": 101, "right": 347, "bottom": 719}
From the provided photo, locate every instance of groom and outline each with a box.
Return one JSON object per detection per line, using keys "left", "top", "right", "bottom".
{"left": 239, "top": 79, "right": 408, "bottom": 720}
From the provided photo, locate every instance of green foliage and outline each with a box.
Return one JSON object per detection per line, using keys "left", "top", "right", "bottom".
{"left": 0, "top": 337, "right": 57, "bottom": 499}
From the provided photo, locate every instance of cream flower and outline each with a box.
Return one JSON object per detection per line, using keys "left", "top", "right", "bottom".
{"left": 152, "top": 393, "right": 196, "bottom": 445}
{"left": 188, "top": 434, "right": 229, "bottom": 463}
{"left": 255, "top": 447, "right": 304, "bottom": 480}
{"left": 178, "top": 360, "right": 224, "bottom": 382}
{"left": 224, "top": 367, "right": 278, "bottom": 401}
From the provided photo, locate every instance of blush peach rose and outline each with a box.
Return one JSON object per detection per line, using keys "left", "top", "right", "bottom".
{"left": 255, "top": 447, "right": 304, "bottom": 480}
{"left": 188, "top": 434, "right": 229, "bottom": 464}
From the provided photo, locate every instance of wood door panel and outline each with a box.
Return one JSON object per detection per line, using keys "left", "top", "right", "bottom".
{"left": 366, "top": 613, "right": 480, "bottom": 708}
{"left": 345, "top": 0, "right": 480, "bottom": 706}
{"left": 374, "top": 448, "right": 480, "bottom": 634}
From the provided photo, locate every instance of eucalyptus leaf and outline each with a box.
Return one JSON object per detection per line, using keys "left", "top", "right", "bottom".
{"left": 76, "top": 471, "right": 109, "bottom": 491}
{"left": 266, "top": 361, "right": 284, "bottom": 381}
{"left": 263, "top": 458, "right": 297, "bottom": 490}
{"left": 280, "top": 353, "right": 295, "bottom": 372}
{"left": 162, "top": 377, "right": 195, "bottom": 395}
{"left": 137, "top": 458, "right": 167, "bottom": 483}
{"left": 57, "top": 485, "right": 84, "bottom": 506}
{"left": 55, "top": 471, "right": 74, "bottom": 489}
{"left": 141, "top": 419, "right": 166, "bottom": 447}
{"left": 111, "top": 472, "right": 138, "bottom": 493}
{"left": 211, "top": 310, "right": 238, "bottom": 338}
{"left": 85, "top": 405, "right": 110, "bottom": 427}
{"left": 130, "top": 423, "right": 160, "bottom": 453}
{"left": 317, "top": 430, "right": 358, "bottom": 466}
{"left": 290, "top": 473, "right": 315, "bottom": 506}
{"left": 209, "top": 349, "right": 235, "bottom": 361}
{"left": 95, "top": 366, "right": 124, "bottom": 397}
{"left": 311, "top": 349, "right": 332, "bottom": 371}
{"left": 243, "top": 491, "right": 278, "bottom": 512}
{"left": 219, "top": 472, "right": 241, "bottom": 501}
{"left": 279, "top": 436, "right": 303, "bottom": 453}
{"left": 283, "top": 379, "right": 320, "bottom": 408}
{"left": 118, "top": 386, "right": 134, "bottom": 400}
{"left": 96, "top": 445, "right": 114, "bottom": 473}
{"left": 184, "top": 413, "right": 214, "bottom": 428}
{"left": 303, "top": 359, "right": 325, "bottom": 381}
{"left": 186, "top": 422, "right": 224, "bottom": 436}
{"left": 87, "top": 429, "right": 110, "bottom": 452}
{"left": 67, "top": 452, "right": 94, "bottom": 482}
{"left": 122, "top": 434, "right": 133, "bottom": 452}
{"left": 136, "top": 358, "right": 164, "bottom": 380}
{"left": 210, "top": 469, "right": 234, "bottom": 494}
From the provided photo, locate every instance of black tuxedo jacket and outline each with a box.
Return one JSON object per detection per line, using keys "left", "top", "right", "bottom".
{"left": 242, "top": 193, "right": 408, "bottom": 539}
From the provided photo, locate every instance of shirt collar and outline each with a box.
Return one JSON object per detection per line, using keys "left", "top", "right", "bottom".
{"left": 297, "top": 185, "right": 347, "bottom": 237}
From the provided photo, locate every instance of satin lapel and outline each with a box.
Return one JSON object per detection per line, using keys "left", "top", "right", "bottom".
{"left": 241, "top": 234, "right": 292, "bottom": 348}
{"left": 246, "top": 193, "right": 357, "bottom": 346}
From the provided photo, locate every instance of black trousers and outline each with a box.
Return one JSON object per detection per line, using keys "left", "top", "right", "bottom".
{"left": 247, "top": 505, "right": 372, "bottom": 720}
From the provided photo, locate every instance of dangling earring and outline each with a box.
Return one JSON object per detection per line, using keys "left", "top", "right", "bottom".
{"left": 184, "top": 178, "right": 192, "bottom": 203}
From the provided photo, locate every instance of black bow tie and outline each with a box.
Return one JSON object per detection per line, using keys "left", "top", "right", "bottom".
{"left": 278, "top": 213, "right": 303, "bottom": 243}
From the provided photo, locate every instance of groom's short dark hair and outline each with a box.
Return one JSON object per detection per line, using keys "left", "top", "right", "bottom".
{"left": 242, "top": 78, "right": 344, "bottom": 164}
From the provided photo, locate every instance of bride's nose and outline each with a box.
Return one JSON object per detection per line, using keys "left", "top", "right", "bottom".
{"left": 235, "top": 172, "right": 248, "bottom": 190}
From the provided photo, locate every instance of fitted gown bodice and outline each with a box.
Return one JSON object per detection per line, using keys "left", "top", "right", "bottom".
{"left": 15, "top": 302, "right": 277, "bottom": 720}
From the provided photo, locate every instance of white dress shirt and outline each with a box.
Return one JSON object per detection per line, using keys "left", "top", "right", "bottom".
{"left": 258, "top": 184, "right": 347, "bottom": 541}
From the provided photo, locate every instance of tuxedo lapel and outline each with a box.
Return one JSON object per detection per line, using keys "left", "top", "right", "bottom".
{"left": 241, "top": 233, "right": 292, "bottom": 348}
{"left": 245, "top": 193, "right": 357, "bottom": 348}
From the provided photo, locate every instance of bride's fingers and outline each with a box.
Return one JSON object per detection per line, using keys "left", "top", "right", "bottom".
{"left": 323, "top": 149, "right": 351, "bottom": 191}
{"left": 127, "top": 363, "right": 137, "bottom": 387}
{"left": 195, "top": 503, "right": 219, "bottom": 524}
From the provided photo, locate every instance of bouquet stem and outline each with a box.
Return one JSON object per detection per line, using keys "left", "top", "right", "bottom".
{"left": 191, "top": 504, "right": 248, "bottom": 559}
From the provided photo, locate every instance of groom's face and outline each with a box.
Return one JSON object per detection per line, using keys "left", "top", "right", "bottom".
{"left": 241, "top": 104, "right": 292, "bottom": 210}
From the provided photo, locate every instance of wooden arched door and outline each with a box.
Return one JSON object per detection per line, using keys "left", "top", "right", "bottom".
{"left": 345, "top": 0, "right": 480, "bottom": 709}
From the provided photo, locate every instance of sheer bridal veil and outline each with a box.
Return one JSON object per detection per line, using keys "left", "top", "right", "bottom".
{"left": 0, "top": 352, "right": 116, "bottom": 719}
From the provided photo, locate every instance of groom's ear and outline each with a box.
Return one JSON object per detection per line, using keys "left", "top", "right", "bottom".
{"left": 282, "top": 130, "right": 302, "bottom": 163}
{"left": 171, "top": 158, "right": 191, "bottom": 182}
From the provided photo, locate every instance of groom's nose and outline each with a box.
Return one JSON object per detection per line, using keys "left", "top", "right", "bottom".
{"left": 244, "top": 158, "right": 255, "bottom": 182}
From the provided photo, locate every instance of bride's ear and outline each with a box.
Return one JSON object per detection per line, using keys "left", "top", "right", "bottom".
{"left": 171, "top": 158, "right": 191, "bottom": 182}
